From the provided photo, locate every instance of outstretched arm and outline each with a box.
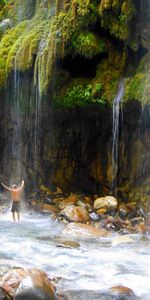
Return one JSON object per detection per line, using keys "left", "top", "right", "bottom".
{"left": 1, "top": 182, "right": 12, "bottom": 192}
{"left": 17, "top": 180, "right": 24, "bottom": 191}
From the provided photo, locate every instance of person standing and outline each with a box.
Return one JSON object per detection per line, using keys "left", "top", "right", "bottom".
{"left": 1, "top": 180, "right": 24, "bottom": 222}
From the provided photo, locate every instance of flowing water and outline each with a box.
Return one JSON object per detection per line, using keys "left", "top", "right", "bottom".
{"left": 111, "top": 80, "right": 124, "bottom": 193}
{"left": 0, "top": 211, "right": 150, "bottom": 299}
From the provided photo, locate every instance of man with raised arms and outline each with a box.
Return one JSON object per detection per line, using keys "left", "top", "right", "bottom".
{"left": 1, "top": 180, "right": 24, "bottom": 222}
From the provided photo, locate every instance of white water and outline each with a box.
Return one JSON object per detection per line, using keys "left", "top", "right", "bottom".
{"left": 112, "top": 80, "right": 124, "bottom": 193}
{"left": 0, "top": 212, "right": 150, "bottom": 298}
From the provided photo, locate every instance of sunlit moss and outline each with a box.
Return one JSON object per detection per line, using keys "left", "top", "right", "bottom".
{"left": 92, "top": 50, "right": 126, "bottom": 103}
{"left": 0, "top": 0, "right": 136, "bottom": 97}
{"left": 124, "top": 73, "right": 149, "bottom": 103}
{"left": 99, "top": 0, "right": 136, "bottom": 41}
{"left": 71, "top": 32, "right": 107, "bottom": 58}
{"left": 0, "top": 20, "right": 28, "bottom": 85}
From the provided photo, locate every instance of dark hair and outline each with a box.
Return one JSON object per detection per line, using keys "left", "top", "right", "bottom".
{"left": 12, "top": 184, "right": 17, "bottom": 189}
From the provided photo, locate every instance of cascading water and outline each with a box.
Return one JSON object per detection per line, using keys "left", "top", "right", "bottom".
{"left": 111, "top": 80, "right": 124, "bottom": 194}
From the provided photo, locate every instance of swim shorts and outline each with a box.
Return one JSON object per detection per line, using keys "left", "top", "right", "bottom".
{"left": 11, "top": 201, "right": 21, "bottom": 213}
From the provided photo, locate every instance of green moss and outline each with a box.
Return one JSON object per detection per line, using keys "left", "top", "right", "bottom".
{"left": 99, "top": 0, "right": 136, "bottom": 41}
{"left": 71, "top": 32, "right": 107, "bottom": 58}
{"left": 124, "top": 73, "right": 148, "bottom": 103}
{"left": 0, "top": 20, "right": 28, "bottom": 85}
{"left": 0, "top": 0, "right": 135, "bottom": 97}
{"left": 92, "top": 50, "right": 126, "bottom": 103}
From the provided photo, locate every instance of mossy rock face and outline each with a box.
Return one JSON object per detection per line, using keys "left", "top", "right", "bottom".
{"left": 0, "top": 0, "right": 137, "bottom": 98}
{"left": 71, "top": 32, "right": 107, "bottom": 58}
{"left": 123, "top": 73, "right": 148, "bottom": 103}
{"left": 124, "top": 53, "right": 150, "bottom": 104}
{"left": 1, "top": 0, "right": 149, "bottom": 108}
{"left": 99, "top": 0, "right": 136, "bottom": 41}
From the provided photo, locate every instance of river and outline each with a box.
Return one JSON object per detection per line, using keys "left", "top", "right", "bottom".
{"left": 0, "top": 212, "right": 150, "bottom": 299}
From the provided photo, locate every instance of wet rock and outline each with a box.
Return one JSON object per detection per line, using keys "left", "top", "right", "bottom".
{"left": 138, "top": 207, "right": 147, "bottom": 218}
{"left": 0, "top": 288, "right": 5, "bottom": 300}
{"left": 76, "top": 200, "right": 86, "bottom": 208}
{"left": 15, "top": 270, "right": 56, "bottom": 300}
{"left": 58, "top": 289, "right": 137, "bottom": 300}
{"left": 62, "top": 222, "right": 108, "bottom": 237}
{"left": 144, "top": 214, "right": 150, "bottom": 227}
{"left": 59, "top": 289, "right": 112, "bottom": 300}
{"left": 112, "top": 235, "right": 134, "bottom": 246}
{"left": 1, "top": 268, "right": 56, "bottom": 300}
{"left": 118, "top": 204, "right": 130, "bottom": 219}
{"left": 56, "top": 187, "right": 63, "bottom": 194}
{"left": 109, "top": 286, "right": 136, "bottom": 299}
{"left": 103, "top": 216, "right": 128, "bottom": 232}
{"left": 131, "top": 217, "right": 144, "bottom": 226}
{"left": 40, "top": 185, "right": 52, "bottom": 194}
{"left": 139, "top": 235, "right": 150, "bottom": 242}
{"left": 89, "top": 212, "right": 100, "bottom": 221}
{"left": 60, "top": 205, "right": 90, "bottom": 223}
{"left": 58, "top": 194, "right": 79, "bottom": 209}
{"left": 134, "top": 223, "right": 148, "bottom": 233}
{"left": 94, "top": 196, "right": 118, "bottom": 210}
{"left": 97, "top": 208, "right": 108, "bottom": 214}
{"left": 56, "top": 240, "right": 80, "bottom": 249}
{"left": 43, "top": 197, "right": 53, "bottom": 205}
{"left": 39, "top": 203, "right": 59, "bottom": 214}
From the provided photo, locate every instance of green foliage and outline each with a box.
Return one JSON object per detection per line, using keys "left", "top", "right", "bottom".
{"left": 54, "top": 83, "right": 107, "bottom": 108}
{"left": 71, "top": 32, "right": 106, "bottom": 58}
{"left": 0, "top": 0, "right": 8, "bottom": 6}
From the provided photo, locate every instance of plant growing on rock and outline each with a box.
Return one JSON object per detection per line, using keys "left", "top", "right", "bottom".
{"left": 54, "top": 83, "right": 107, "bottom": 108}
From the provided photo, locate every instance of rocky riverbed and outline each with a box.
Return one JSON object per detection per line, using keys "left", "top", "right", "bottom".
{"left": 0, "top": 186, "right": 150, "bottom": 299}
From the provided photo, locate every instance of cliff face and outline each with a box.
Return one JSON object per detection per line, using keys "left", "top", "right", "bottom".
{"left": 0, "top": 0, "right": 149, "bottom": 205}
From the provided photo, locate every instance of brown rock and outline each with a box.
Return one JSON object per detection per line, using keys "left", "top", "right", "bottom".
{"left": 97, "top": 208, "right": 107, "bottom": 214}
{"left": 56, "top": 187, "right": 63, "bottom": 194}
{"left": 109, "top": 285, "right": 135, "bottom": 297}
{"left": 39, "top": 203, "right": 59, "bottom": 214}
{"left": 56, "top": 240, "right": 80, "bottom": 249}
{"left": 112, "top": 235, "right": 134, "bottom": 246}
{"left": 1, "top": 268, "right": 56, "bottom": 300}
{"left": 59, "top": 193, "right": 79, "bottom": 209}
{"left": 40, "top": 185, "right": 52, "bottom": 194}
{"left": 62, "top": 222, "right": 108, "bottom": 237}
{"left": 94, "top": 196, "right": 118, "bottom": 210}
{"left": 135, "top": 223, "right": 148, "bottom": 233}
{"left": 61, "top": 205, "right": 90, "bottom": 223}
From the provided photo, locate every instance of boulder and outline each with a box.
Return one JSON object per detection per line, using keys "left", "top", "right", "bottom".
{"left": 109, "top": 286, "right": 135, "bottom": 298}
{"left": 60, "top": 205, "right": 90, "bottom": 223}
{"left": 15, "top": 270, "right": 56, "bottom": 300}
{"left": 58, "top": 193, "right": 79, "bottom": 209}
{"left": 39, "top": 203, "right": 59, "bottom": 214}
{"left": 62, "top": 222, "right": 108, "bottom": 237}
{"left": 112, "top": 235, "right": 134, "bottom": 246}
{"left": 94, "top": 196, "right": 118, "bottom": 210}
{"left": 56, "top": 240, "right": 80, "bottom": 249}
{"left": 1, "top": 268, "right": 56, "bottom": 300}
{"left": 40, "top": 185, "right": 52, "bottom": 194}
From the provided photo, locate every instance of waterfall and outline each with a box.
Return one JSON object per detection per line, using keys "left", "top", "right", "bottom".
{"left": 111, "top": 80, "right": 124, "bottom": 194}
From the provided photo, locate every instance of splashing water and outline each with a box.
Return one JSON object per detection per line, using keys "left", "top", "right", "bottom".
{"left": 0, "top": 212, "right": 150, "bottom": 299}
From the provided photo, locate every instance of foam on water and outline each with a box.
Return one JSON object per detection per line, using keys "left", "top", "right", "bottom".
{"left": 0, "top": 212, "right": 150, "bottom": 298}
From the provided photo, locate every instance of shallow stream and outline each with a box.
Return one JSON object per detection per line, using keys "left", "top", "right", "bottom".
{"left": 0, "top": 212, "right": 150, "bottom": 299}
